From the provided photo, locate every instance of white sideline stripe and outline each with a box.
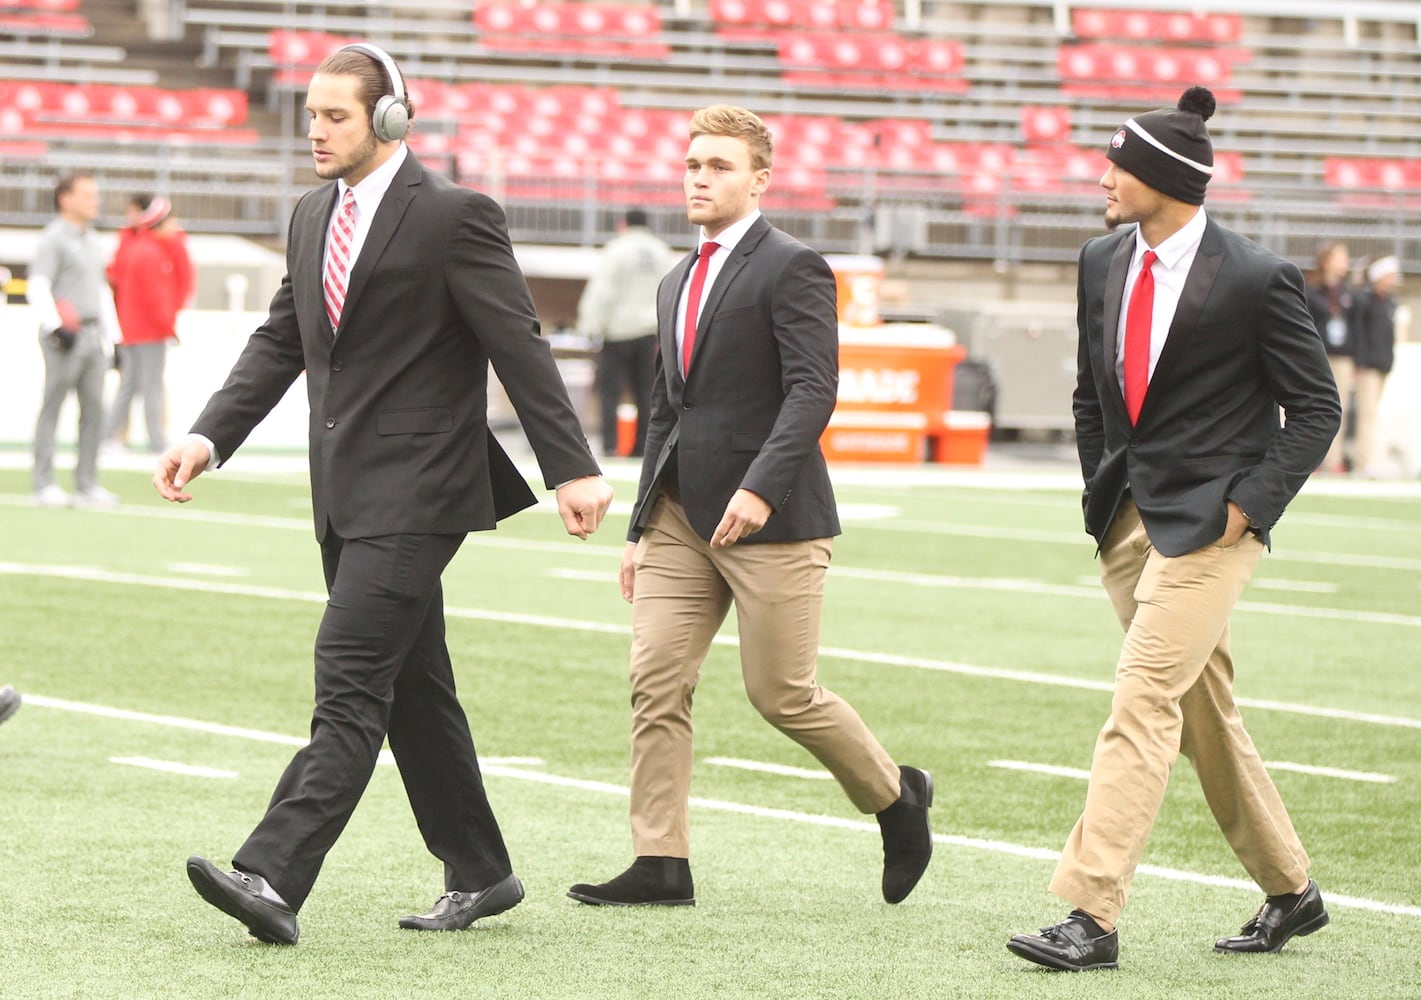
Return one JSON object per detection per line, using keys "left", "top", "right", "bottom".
{"left": 704, "top": 756, "right": 835, "bottom": 780}
{"left": 25, "top": 696, "right": 1421, "bottom": 919}
{"left": 377, "top": 750, "right": 543, "bottom": 767}
{"left": 165, "top": 562, "right": 251, "bottom": 578}
{"left": 7, "top": 564, "right": 1421, "bottom": 732}
{"left": 10, "top": 495, "right": 1421, "bottom": 572}
{"left": 546, "top": 568, "right": 612, "bottom": 583}
{"left": 1246, "top": 579, "right": 1340, "bottom": 594}
{"left": 991, "top": 759, "right": 1396, "bottom": 785}
{"left": 1265, "top": 761, "right": 1397, "bottom": 784}
{"left": 110, "top": 756, "right": 238, "bottom": 779}
{"left": 989, "top": 759, "right": 1091, "bottom": 780}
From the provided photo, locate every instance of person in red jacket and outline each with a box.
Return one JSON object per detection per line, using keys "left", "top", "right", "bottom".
{"left": 105, "top": 195, "right": 194, "bottom": 452}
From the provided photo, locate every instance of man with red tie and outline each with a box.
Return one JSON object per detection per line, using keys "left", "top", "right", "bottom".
{"left": 1006, "top": 88, "right": 1340, "bottom": 972}
{"left": 567, "top": 105, "right": 933, "bottom": 908}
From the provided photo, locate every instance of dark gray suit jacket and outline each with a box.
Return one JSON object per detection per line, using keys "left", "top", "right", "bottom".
{"left": 628, "top": 216, "right": 841, "bottom": 544}
{"left": 192, "top": 153, "right": 598, "bottom": 540}
{"left": 1074, "top": 217, "right": 1340, "bottom": 557}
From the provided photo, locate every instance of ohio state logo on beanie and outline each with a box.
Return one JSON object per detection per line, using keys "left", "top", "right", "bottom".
{"left": 1105, "top": 86, "right": 1215, "bottom": 206}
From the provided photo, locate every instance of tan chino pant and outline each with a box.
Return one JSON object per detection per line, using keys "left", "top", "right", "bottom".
{"left": 1050, "top": 501, "right": 1311, "bottom": 923}
{"left": 627, "top": 496, "right": 901, "bottom": 858}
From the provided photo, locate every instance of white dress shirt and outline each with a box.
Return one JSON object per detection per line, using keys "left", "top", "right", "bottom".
{"left": 1114, "top": 207, "right": 1208, "bottom": 395}
{"left": 675, "top": 209, "right": 761, "bottom": 372}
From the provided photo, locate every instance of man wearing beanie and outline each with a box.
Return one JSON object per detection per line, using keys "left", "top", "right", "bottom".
{"left": 1007, "top": 88, "right": 1341, "bottom": 972}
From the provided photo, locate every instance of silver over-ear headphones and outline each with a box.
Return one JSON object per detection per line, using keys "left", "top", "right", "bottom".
{"left": 339, "top": 42, "right": 410, "bottom": 142}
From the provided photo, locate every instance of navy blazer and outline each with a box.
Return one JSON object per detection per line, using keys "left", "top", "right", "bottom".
{"left": 192, "top": 154, "right": 599, "bottom": 540}
{"left": 1074, "top": 218, "right": 1341, "bottom": 557}
{"left": 628, "top": 216, "right": 841, "bottom": 544}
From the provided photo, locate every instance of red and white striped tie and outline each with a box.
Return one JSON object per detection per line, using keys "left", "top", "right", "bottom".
{"left": 323, "top": 188, "right": 357, "bottom": 333}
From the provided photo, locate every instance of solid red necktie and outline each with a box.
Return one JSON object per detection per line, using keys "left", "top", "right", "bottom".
{"left": 323, "top": 188, "right": 357, "bottom": 334}
{"left": 681, "top": 241, "right": 720, "bottom": 377}
{"left": 1123, "top": 249, "right": 1157, "bottom": 425}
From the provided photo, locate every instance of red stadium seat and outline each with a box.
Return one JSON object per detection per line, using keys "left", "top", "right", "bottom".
{"left": 1020, "top": 105, "right": 1070, "bottom": 144}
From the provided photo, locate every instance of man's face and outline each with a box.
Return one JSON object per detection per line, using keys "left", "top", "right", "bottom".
{"left": 1099, "top": 163, "right": 1170, "bottom": 231}
{"left": 683, "top": 133, "right": 769, "bottom": 238}
{"left": 60, "top": 177, "right": 100, "bottom": 225}
{"left": 306, "top": 73, "right": 381, "bottom": 186}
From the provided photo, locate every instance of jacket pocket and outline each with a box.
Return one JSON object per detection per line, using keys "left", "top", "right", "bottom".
{"left": 377, "top": 407, "right": 454, "bottom": 435}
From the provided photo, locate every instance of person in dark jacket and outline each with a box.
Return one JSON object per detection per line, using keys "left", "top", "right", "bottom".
{"left": 1305, "top": 242, "right": 1356, "bottom": 473}
{"left": 1350, "top": 255, "right": 1400, "bottom": 477}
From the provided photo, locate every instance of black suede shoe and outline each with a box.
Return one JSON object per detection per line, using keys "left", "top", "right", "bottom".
{"left": 0, "top": 685, "right": 20, "bottom": 725}
{"left": 876, "top": 765, "right": 933, "bottom": 904}
{"left": 567, "top": 856, "right": 695, "bottom": 906}
{"left": 186, "top": 855, "right": 299, "bottom": 945}
{"left": 1008, "top": 911, "right": 1119, "bottom": 971}
{"left": 1215, "top": 880, "right": 1328, "bottom": 954}
{"left": 399, "top": 873, "right": 525, "bottom": 931}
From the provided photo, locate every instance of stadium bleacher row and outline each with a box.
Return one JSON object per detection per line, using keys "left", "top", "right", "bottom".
{"left": 2, "top": 0, "right": 1421, "bottom": 268}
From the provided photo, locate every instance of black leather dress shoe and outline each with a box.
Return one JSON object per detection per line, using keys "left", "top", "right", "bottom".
{"left": 1215, "top": 880, "right": 1328, "bottom": 954}
{"left": 567, "top": 856, "right": 695, "bottom": 906}
{"left": 877, "top": 765, "right": 933, "bottom": 904}
{"left": 186, "top": 855, "right": 299, "bottom": 945}
{"left": 1008, "top": 911, "right": 1119, "bottom": 971}
{"left": 399, "top": 873, "right": 524, "bottom": 931}
{"left": 0, "top": 685, "right": 20, "bottom": 725}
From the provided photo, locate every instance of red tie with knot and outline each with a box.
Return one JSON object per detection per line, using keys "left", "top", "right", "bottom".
{"left": 681, "top": 241, "right": 720, "bottom": 377}
{"left": 323, "top": 188, "right": 357, "bottom": 334}
{"left": 1123, "top": 249, "right": 1157, "bottom": 425}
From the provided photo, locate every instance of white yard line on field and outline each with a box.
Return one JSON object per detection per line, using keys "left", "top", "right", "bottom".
{"left": 110, "top": 756, "right": 238, "bottom": 778}
{"left": 21, "top": 693, "right": 1420, "bottom": 919}
{"left": 989, "top": 759, "right": 1396, "bottom": 785}
{"left": 704, "top": 757, "right": 836, "bottom": 780}
{"left": 5, "top": 562, "right": 1420, "bottom": 731}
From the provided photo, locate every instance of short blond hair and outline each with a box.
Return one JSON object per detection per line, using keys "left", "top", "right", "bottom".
{"left": 689, "top": 104, "right": 774, "bottom": 171}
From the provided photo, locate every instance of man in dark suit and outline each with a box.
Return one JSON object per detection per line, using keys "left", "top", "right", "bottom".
{"left": 153, "top": 43, "right": 611, "bottom": 945}
{"left": 1007, "top": 88, "right": 1340, "bottom": 972}
{"left": 567, "top": 105, "right": 932, "bottom": 908}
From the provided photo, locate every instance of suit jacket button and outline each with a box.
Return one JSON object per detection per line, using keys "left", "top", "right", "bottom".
{"left": 682, "top": 403, "right": 693, "bottom": 411}
{"left": 331, "top": 361, "right": 343, "bottom": 372}
{"left": 325, "top": 417, "right": 336, "bottom": 428}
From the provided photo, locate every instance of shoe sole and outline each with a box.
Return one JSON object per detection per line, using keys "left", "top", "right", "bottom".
{"left": 565, "top": 889, "right": 695, "bottom": 907}
{"left": 1214, "top": 910, "right": 1330, "bottom": 954}
{"left": 0, "top": 695, "right": 20, "bottom": 725}
{"left": 1007, "top": 938, "right": 1118, "bottom": 972}
{"left": 186, "top": 857, "right": 298, "bottom": 945}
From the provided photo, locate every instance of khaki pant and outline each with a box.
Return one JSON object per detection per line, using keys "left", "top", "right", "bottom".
{"left": 627, "top": 496, "right": 900, "bottom": 857}
{"left": 1324, "top": 355, "right": 1354, "bottom": 471}
{"left": 1049, "top": 501, "right": 1310, "bottom": 924}
{"left": 1353, "top": 367, "right": 1387, "bottom": 473}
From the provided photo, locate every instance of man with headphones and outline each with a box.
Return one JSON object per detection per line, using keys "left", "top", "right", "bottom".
{"left": 156, "top": 42, "right": 611, "bottom": 944}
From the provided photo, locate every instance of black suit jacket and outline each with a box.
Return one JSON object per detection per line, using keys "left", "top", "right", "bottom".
{"left": 1074, "top": 217, "right": 1341, "bottom": 557}
{"left": 628, "top": 216, "right": 841, "bottom": 544}
{"left": 192, "top": 153, "right": 598, "bottom": 540}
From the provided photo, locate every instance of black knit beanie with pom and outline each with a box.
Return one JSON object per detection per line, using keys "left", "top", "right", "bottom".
{"left": 1106, "top": 86, "right": 1216, "bottom": 205}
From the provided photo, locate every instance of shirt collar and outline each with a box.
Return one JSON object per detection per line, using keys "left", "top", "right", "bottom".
{"left": 336, "top": 143, "right": 408, "bottom": 216}
{"left": 699, "top": 209, "right": 761, "bottom": 255}
{"left": 1134, "top": 206, "right": 1207, "bottom": 271}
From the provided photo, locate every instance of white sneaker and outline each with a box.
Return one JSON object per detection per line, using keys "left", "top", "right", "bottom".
{"left": 33, "top": 484, "right": 71, "bottom": 507}
{"left": 72, "top": 485, "right": 120, "bottom": 508}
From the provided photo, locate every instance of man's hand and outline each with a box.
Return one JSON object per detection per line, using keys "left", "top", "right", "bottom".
{"left": 153, "top": 440, "right": 212, "bottom": 503}
{"left": 1221, "top": 501, "right": 1252, "bottom": 547}
{"left": 556, "top": 475, "right": 614, "bottom": 540}
{"left": 710, "top": 488, "right": 772, "bottom": 548}
{"left": 618, "top": 541, "right": 637, "bottom": 603}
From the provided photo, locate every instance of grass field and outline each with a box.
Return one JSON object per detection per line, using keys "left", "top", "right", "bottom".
{"left": 2, "top": 452, "right": 1419, "bottom": 1000}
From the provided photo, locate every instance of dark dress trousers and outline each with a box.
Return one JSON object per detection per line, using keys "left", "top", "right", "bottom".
{"left": 190, "top": 154, "right": 599, "bottom": 908}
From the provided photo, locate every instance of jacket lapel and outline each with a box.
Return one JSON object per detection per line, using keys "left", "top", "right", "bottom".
{"left": 304, "top": 183, "right": 341, "bottom": 339}
{"left": 661, "top": 250, "right": 697, "bottom": 396}
{"left": 337, "top": 154, "right": 421, "bottom": 328}
{"left": 1101, "top": 232, "right": 1133, "bottom": 418}
{"left": 1143, "top": 219, "right": 1225, "bottom": 414}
